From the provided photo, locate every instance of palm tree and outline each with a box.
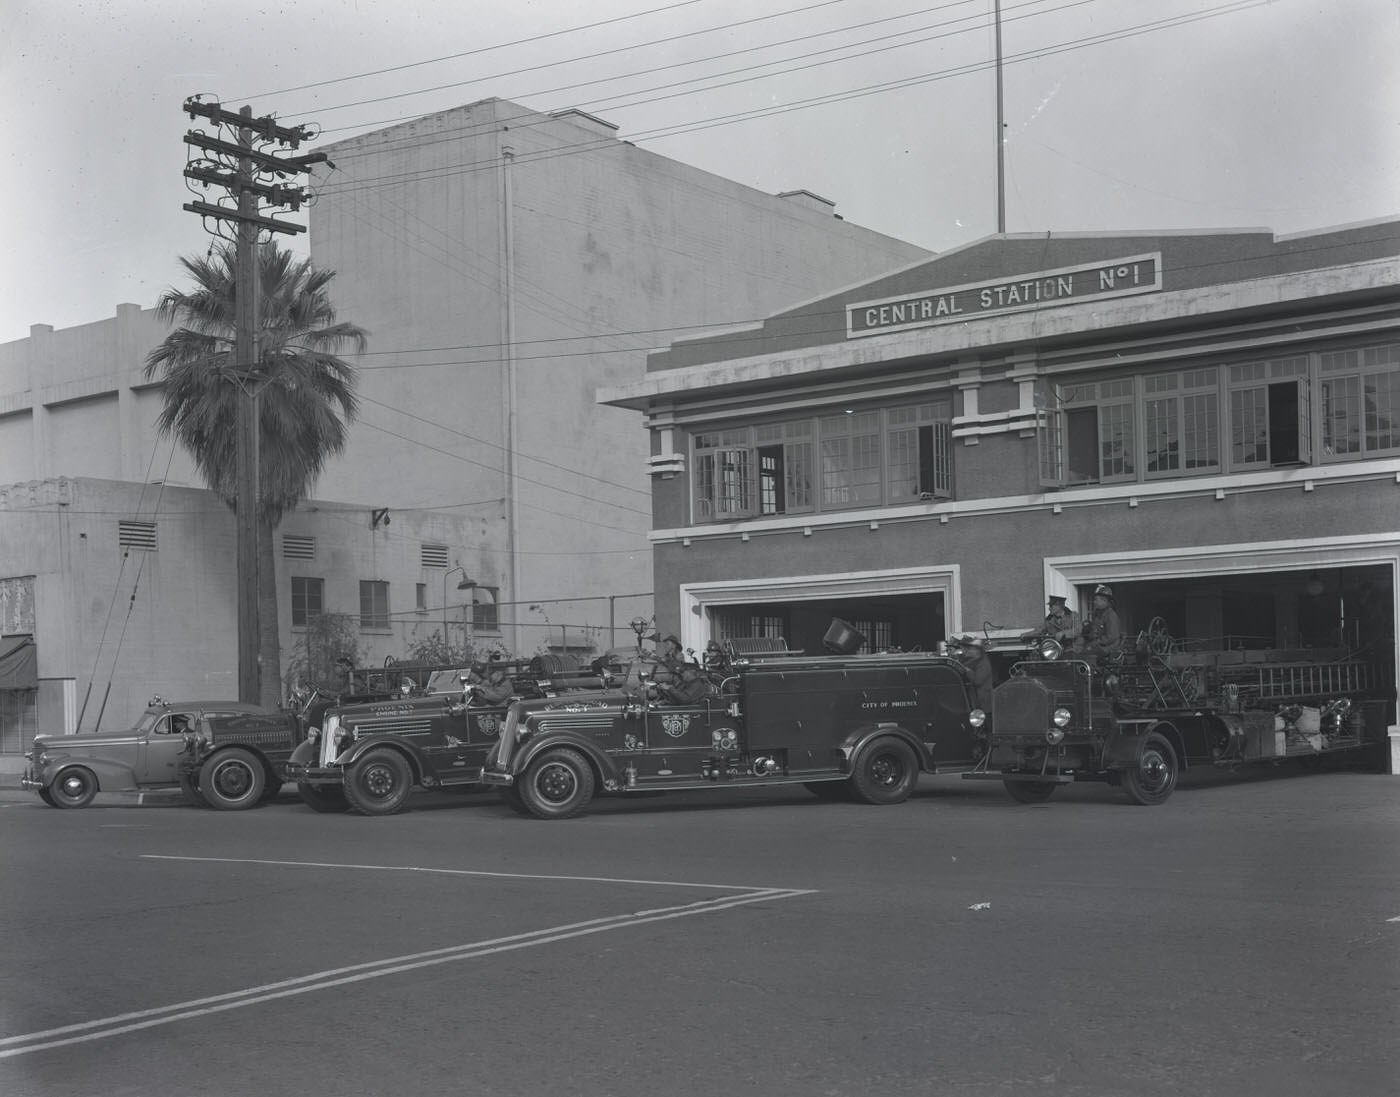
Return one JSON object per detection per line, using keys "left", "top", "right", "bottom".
{"left": 144, "top": 241, "right": 367, "bottom": 708}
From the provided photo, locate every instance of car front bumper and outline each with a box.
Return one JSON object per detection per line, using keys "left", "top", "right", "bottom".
{"left": 283, "top": 761, "right": 344, "bottom": 785}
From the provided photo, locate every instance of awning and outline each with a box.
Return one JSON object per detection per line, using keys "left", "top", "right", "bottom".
{"left": 0, "top": 635, "right": 37, "bottom": 690}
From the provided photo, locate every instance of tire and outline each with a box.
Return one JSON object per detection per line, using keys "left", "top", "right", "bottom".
{"left": 343, "top": 748, "right": 414, "bottom": 816}
{"left": 37, "top": 786, "right": 57, "bottom": 808}
{"left": 1122, "top": 732, "right": 1178, "bottom": 806}
{"left": 804, "top": 780, "right": 853, "bottom": 802}
{"left": 849, "top": 737, "right": 919, "bottom": 805}
{"left": 1004, "top": 780, "right": 1057, "bottom": 804}
{"left": 199, "top": 748, "right": 267, "bottom": 811}
{"left": 259, "top": 781, "right": 283, "bottom": 804}
{"left": 497, "top": 784, "right": 532, "bottom": 816}
{"left": 518, "top": 748, "right": 595, "bottom": 819}
{"left": 49, "top": 767, "right": 98, "bottom": 809}
{"left": 297, "top": 781, "right": 350, "bottom": 813}
{"left": 178, "top": 772, "right": 207, "bottom": 807}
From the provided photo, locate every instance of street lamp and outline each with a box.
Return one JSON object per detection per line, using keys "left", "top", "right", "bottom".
{"left": 443, "top": 565, "right": 477, "bottom": 646}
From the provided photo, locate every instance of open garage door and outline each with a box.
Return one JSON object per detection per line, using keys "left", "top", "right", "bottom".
{"left": 710, "top": 591, "right": 946, "bottom": 655}
{"left": 678, "top": 566, "right": 960, "bottom": 658}
{"left": 1047, "top": 535, "right": 1398, "bottom": 745}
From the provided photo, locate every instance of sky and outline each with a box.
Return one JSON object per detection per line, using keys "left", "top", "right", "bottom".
{"left": 2, "top": 0, "right": 1397, "bottom": 345}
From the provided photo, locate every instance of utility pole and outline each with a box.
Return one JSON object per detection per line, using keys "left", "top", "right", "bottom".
{"left": 180, "top": 97, "right": 329, "bottom": 703}
{"left": 994, "top": 0, "right": 1006, "bottom": 235}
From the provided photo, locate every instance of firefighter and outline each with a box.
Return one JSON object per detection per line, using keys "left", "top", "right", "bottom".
{"left": 1080, "top": 584, "right": 1123, "bottom": 662}
{"left": 1021, "top": 594, "right": 1080, "bottom": 646}
{"left": 656, "top": 661, "right": 713, "bottom": 705}
{"left": 952, "top": 635, "right": 995, "bottom": 712}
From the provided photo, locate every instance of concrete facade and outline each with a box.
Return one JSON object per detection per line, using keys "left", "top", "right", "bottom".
{"left": 0, "top": 97, "right": 930, "bottom": 744}
{"left": 601, "top": 220, "right": 1400, "bottom": 761}
{"left": 305, "top": 99, "right": 929, "bottom": 649}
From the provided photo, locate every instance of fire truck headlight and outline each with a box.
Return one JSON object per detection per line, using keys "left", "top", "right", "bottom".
{"left": 1037, "top": 637, "right": 1064, "bottom": 660}
{"left": 968, "top": 709, "right": 987, "bottom": 729}
{"left": 1046, "top": 727, "right": 1066, "bottom": 745}
{"left": 1052, "top": 708, "right": 1072, "bottom": 728}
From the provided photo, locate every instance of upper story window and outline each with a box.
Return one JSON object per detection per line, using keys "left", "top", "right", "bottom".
{"left": 472, "top": 587, "right": 500, "bottom": 632}
{"left": 359, "top": 580, "right": 390, "bottom": 631}
{"left": 693, "top": 400, "right": 952, "bottom": 524}
{"left": 1320, "top": 343, "right": 1400, "bottom": 457}
{"left": 291, "top": 576, "right": 323, "bottom": 628}
{"left": 1039, "top": 341, "right": 1398, "bottom": 488}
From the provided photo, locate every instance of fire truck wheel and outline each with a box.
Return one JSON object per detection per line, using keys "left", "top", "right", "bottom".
{"left": 1003, "top": 780, "right": 1057, "bottom": 804}
{"left": 297, "top": 781, "right": 350, "bottom": 813}
{"left": 850, "top": 737, "right": 919, "bottom": 805}
{"left": 49, "top": 767, "right": 98, "bottom": 808}
{"left": 804, "top": 780, "right": 853, "bottom": 801}
{"left": 1122, "top": 732, "right": 1178, "bottom": 806}
{"left": 497, "top": 785, "right": 533, "bottom": 815}
{"left": 519, "top": 748, "right": 595, "bottom": 819}
{"left": 344, "top": 749, "right": 414, "bottom": 816}
{"left": 178, "top": 772, "right": 207, "bottom": 807}
{"left": 200, "top": 748, "right": 267, "bottom": 811}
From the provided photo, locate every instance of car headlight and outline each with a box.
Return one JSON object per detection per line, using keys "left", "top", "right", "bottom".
{"left": 968, "top": 709, "right": 987, "bottom": 729}
{"left": 1046, "top": 727, "right": 1066, "bottom": 745}
{"left": 1052, "top": 708, "right": 1072, "bottom": 728}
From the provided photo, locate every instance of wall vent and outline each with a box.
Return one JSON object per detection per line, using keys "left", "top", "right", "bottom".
{"left": 421, "top": 544, "right": 449, "bottom": 569}
{"left": 283, "top": 535, "right": 316, "bottom": 560}
{"left": 118, "top": 521, "right": 157, "bottom": 551}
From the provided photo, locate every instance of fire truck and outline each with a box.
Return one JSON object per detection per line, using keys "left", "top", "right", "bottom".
{"left": 479, "top": 640, "right": 980, "bottom": 819}
{"left": 284, "top": 656, "right": 607, "bottom": 815}
{"left": 962, "top": 621, "right": 1382, "bottom": 805}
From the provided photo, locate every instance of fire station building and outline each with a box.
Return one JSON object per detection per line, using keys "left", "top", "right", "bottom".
{"left": 600, "top": 219, "right": 1400, "bottom": 769}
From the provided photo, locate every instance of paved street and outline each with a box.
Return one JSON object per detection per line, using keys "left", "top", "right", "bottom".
{"left": 2, "top": 764, "right": 1397, "bottom": 1097}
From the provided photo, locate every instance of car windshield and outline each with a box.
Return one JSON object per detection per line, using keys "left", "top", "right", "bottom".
{"left": 424, "top": 669, "right": 472, "bottom": 694}
{"left": 132, "top": 708, "right": 165, "bottom": 734}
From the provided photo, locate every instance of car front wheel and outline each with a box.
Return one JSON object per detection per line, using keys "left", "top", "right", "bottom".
{"left": 518, "top": 748, "right": 595, "bottom": 819}
{"left": 200, "top": 748, "right": 267, "bottom": 811}
{"left": 1123, "top": 732, "right": 1178, "bottom": 806}
{"left": 850, "top": 737, "right": 919, "bottom": 805}
{"left": 49, "top": 767, "right": 98, "bottom": 809}
{"left": 344, "top": 749, "right": 414, "bottom": 816}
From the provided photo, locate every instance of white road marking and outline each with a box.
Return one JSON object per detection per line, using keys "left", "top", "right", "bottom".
{"left": 1, "top": 858, "right": 815, "bottom": 1059}
{"left": 141, "top": 853, "right": 774, "bottom": 891}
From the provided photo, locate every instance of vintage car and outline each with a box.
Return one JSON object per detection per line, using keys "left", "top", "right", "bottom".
{"left": 479, "top": 647, "right": 981, "bottom": 819}
{"left": 962, "top": 626, "right": 1379, "bottom": 805}
{"left": 22, "top": 698, "right": 303, "bottom": 810}
{"left": 285, "top": 656, "right": 612, "bottom": 815}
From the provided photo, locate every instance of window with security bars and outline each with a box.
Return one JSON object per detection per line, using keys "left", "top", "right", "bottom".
{"left": 359, "top": 581, "right": 390, "bottom": 630}
{"left": 712, "top": 609, "right": 789, "bottom": 644}
{"left": 472, "top": 587, "right": 500, "bottom": 631}
{"left": 692, "top": 400, "right": 952, "bottom": 523}
{"left": 291, "top": 577, "right": 323, "bottom": 628}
